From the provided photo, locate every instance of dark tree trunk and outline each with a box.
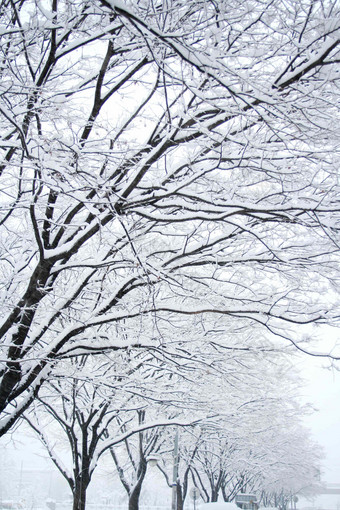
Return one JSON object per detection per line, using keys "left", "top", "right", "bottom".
{"left": 221, "top": 485, "right": 230, "bottom": 502}
{"left": 72, "top": 471, "right": 90, "bottom": 510}
{"left": 128, "top": 459, "right": 147, "bottom": 510}
{"left": 129, "top": 484, "right": 143, "bottom": 510}
{"left": 177, "top": 483, "right": 184, "bottom": 510}
{"left": 72, "top": 483, "right": 87, "bottom": 510}
{"left": 211, "top": 488, "right": 219, "bottom": 502}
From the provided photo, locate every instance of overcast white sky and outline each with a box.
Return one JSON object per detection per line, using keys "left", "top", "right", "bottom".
{"left": 296, "top": 339, "right": 340, "bottom": 510}
{"left": 297, "top": 326, "right": 340, "bottom": 485}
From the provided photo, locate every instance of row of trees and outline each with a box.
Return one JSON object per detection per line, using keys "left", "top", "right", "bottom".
{"left": 0, "top": 0, "right": 339, "bottom": 508}
{"left": 19, "top": 347, "right": 322, "bottom": 510}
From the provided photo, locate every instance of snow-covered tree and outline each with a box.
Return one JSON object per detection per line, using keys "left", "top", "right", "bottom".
{"left": 151, "top": 353, "right": 321, "bottom": 508}
{"left": 1, "top": 0, "right": 340, "bottom": 436}
{"left": 108, "top": 410, "right": 166, "bottom": 510}
{"left": 23, "top": 359, "right": 121, "bottom": 510}
{"left": 149, "top": 353, "right": 321, "bottom": 509}
{"left": 22, "top": 341, "right": 231, "bottom": 510}
{"left": 22, "top": 349, "right": 208, "bottom": 510}
{"left": 257, "top": 428, "right": 322, "bottom": 510}
{"left": 189, "top": 410, "right": 322, "bottom": 506}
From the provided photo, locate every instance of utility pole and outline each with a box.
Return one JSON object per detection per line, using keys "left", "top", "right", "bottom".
{"left": 171, "top": 429, "right": 179, "bottom": 510}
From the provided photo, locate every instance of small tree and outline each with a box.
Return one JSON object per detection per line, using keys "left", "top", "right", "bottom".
{"left": 109, "top": 410, "right": 165, "bottom": 510}
{"left": 257, "top": 428, "right": 323, "bottom": 509}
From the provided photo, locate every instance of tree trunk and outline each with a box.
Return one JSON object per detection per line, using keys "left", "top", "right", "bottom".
{"left": 177, "top": 483, "right": 184, "bottom": 510}
{"left": 128, "top": 461, "right": 147, "bottom": 510}
{"left": 72, "top": 475, "right": 89, "bottom": 510}
{"left": 211, "top": 488, "right": 219, "bottom": 502}
{"left": 128, "top": 483, "right": 143, "bottom": 510}
{"left": 221, "top": 485, "right": 230, "bottom": 502}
